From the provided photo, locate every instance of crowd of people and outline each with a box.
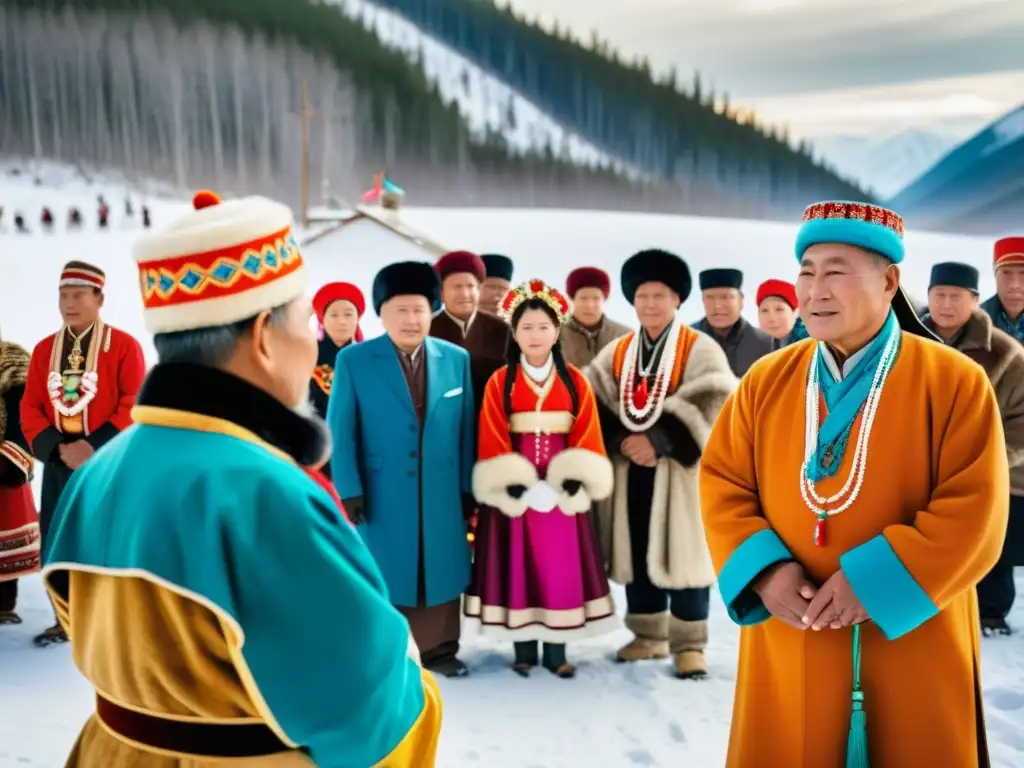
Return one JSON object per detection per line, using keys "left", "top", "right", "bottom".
{"left": 0, "top": 189, "right": 1019, "bottom": 766}
{"left": 0, "top": 195, "right": 151, "bottom": 234}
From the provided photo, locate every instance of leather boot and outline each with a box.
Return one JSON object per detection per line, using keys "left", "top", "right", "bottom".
{"left": 617, "top": 612, "right": 669, "bottom": 662}
{"left": 669, "top": 616, "right": 709, "bottom": 679}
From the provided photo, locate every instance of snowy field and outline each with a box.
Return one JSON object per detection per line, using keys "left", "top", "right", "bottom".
{"left": 1, "top": 165, "right": 1022, "bottom": 766}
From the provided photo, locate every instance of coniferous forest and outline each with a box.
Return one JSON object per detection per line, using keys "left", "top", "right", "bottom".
{"left": 0, "top": 0, "right": 870, "bottom": 217}
{"left": 359, "top": 0, "right": 870, "bottom": 203}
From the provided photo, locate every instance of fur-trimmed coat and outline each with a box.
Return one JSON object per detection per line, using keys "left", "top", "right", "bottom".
{"left": 924, "top": 307, "right": 1024, "bottom": 496}
{"left": 587, "top": 328, "right": 737, "bottom": 589}
{"left": 0, "top": 341, "right": 33, "bottom": 483}
{"left": 561, "top": 315, "right": 632, "bottom": 369}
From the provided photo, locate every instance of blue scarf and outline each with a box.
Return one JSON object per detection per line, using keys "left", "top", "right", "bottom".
{"left": 788, "top": 316, "right": 810, "bottom": 344}
{"left": 805, "top": 310, "right": 900, "bottom": 483}
{"left": 996, "top": 307, "right": 1024, "bottom": 344}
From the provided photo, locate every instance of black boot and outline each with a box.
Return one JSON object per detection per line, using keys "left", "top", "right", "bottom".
{"left": 33, "top": 623, "right": 68, "bottom": 647}
{"left": 512, "top": 641, "right": 539, "bottom": 677}
{"left": 542, "top": 643, "right": 575, "bottom": 679}
{"left": 981, "top": 616, "right": 1013, "bottom": 637}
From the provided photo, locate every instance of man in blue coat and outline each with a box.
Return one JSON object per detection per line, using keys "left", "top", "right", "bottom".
{"left": 330, "top": 261, "right": 476, "bottom": 678}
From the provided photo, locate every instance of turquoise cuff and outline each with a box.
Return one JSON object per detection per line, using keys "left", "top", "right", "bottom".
{"left": 718, "top": 529, "right": 793, "bottom": 626}
{"left": 840, "top": 533, "right": 938, "bottom": 640}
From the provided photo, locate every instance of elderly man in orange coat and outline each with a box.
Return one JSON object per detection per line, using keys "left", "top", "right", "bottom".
{"left": 700, "top": 201, "right": 1008, "bottom": 767}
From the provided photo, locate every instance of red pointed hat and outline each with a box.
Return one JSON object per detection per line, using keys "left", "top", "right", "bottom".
{"left": 313, "top": 282, "right": 365, "bottom": 343}
{"left": 566, "top": 267, "right": 611, "bottom": 299}
{"left": 756, "top": 279, "right": 798, "bottom": 310}
{"left": 994, "top": 237, "right": 1024, "bottom": 269}
{"left": 313, "top": 282, "right": 365, "bottom": 322}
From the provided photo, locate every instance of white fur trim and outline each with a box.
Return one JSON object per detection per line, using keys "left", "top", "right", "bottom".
{"left": 462, "top": 613, "right": 620, "bottom": 643}
{"left": 588, "top": 332, "right": 736, "bottom": 590}
{"left": 545, "top": 447, "right": 614, "bottom": 514}
{"left": 472, "top": 453, "right": 539, "bottom": 518}
{"left": 142, "top": 267, "right": 308, "bottom": 334}
{"left": 132, "top": 196, "right": 293, "bottom": 264}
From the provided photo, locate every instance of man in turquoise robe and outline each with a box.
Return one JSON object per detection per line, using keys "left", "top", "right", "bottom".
{"left": 330, "top": 261, "right": 476, "bottom": 678}
{"left": 41, "top": 191, "right": 442, "bottom": 766}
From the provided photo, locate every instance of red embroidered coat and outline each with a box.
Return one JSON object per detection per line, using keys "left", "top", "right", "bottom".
{"left": 21, "top": 323, "right": 146, "bottom": 459}
{"left": 0, "top": 340, "right": 39, "bottom": 581}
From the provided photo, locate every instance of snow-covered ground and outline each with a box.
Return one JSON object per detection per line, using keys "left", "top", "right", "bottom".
{"left": 333, "top": 0, "right": 634, "bottom": 176}
{"left": 1, "top": 166, "right": 1022, "bottom": 766}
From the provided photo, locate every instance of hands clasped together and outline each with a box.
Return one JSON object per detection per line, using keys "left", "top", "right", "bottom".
{"left": 621, "top": 434, "right": 658, "bottom": 468}
{"left": 754, "top": 562, "right": 870, "bottom": 631}
{"left": 58, "top": 439, "right": 94, "bottom": 471}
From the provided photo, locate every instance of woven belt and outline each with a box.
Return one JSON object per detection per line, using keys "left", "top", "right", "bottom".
{"left": 96, "top": 695, "right": 290, "bottom": 758}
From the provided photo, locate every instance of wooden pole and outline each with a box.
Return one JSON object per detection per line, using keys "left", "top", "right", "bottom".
{"left": 293, "top": 80, "right": 349, "bottom": 225}
{"left": 300, "top": 80, "right": 310, "bottom": 228}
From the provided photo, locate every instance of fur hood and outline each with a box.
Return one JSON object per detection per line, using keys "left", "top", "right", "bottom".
{"left": 0, "top": 340, "right": 30, "bottom": 442}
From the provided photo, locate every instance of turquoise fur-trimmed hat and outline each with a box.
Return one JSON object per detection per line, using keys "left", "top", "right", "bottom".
{"left": 795, "top": 201, "right": 905, "bottom": 264}
{"left": 793, "top": 201, "right": 939, "bottom": 341}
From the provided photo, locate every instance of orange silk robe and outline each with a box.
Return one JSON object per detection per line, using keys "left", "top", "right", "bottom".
{"left": 700, "top": 334, "right": 1008, "bottom": 767}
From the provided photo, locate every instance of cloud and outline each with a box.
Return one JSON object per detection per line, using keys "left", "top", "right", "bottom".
{"left": 745, "top": 70, "right": 1024, "bottom": 139}
{"left": 504, "top": 0, "right": 1024, "bottom": 98}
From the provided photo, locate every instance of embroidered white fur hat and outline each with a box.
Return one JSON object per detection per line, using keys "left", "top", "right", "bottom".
{"left": 132, "top": 190, "right": 308, "bottom": 334}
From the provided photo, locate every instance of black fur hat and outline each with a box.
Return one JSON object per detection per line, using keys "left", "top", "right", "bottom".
{"left": 481, "top": 254, "right": 514, "bottom": 282}
{"left": 929, "top": 262, "right": 979, "bottom": 294}
{"left": 620, "top": 249, "right": 692, "bottom": 305}
{"left": 699, "top": 268, "right": 743, "bottom": 291}
{"left": 371, "top": 261, "right": 441, "bottom": 315}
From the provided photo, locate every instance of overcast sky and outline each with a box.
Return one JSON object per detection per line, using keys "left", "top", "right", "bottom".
{"left": 503, "top": 0, "right": 1024, "bottom": 140}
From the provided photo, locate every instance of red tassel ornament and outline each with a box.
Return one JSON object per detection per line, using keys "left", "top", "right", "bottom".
{"left": 813, "top": 514, "right": 828, "bottom": 547}
{"left": 632, "top": 377, "right": 649, "bottom": 410}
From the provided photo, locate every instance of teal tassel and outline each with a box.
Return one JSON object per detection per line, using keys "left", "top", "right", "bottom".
{"left": 846, "top": 691, "right": 869, "bottom": 767}
{"left": 846, "top": 624, "right": 870, "bottom": 768}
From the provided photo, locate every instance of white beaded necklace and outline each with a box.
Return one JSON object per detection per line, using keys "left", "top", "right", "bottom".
{"left": 799, "top": 329, "right": 899, "bottom": 545}
{"left": 619, "top": 318, "right": 681, "bottom": 431}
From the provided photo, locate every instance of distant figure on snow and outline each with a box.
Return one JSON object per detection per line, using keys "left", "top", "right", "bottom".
{"left": 68, "top": 207, "right": 82, "bottom": 229}
{"left": 40, "top": 208, "right": 54, "bottom": 231}
{"left": 97, "top": 200, "right": 109, "bottom": 230}
{"left": 124, "top": 197, "right": 133, "bottom": 218}
{"left": 14, "top": 214, "right": 28, "bottom": 234}
{"left": 141, "top": 205, "right": 151, "bottom": 229}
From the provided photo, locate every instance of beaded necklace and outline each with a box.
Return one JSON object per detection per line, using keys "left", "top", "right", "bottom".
{"left": 619, "top": 319, "right": 681, "bottom": 432}
{"left": 799, "top": 327, "right": 899, "bottom": 546}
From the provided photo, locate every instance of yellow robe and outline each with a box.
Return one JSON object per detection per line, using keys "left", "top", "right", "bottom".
{"left": 700, "top": 334, "right": 1008, "bottom": 767}
{"left": 43, "top": 395, "right": 443, "bottom": 767}
{"left": 50, "top": 574, "right": 442, "bottom": 767}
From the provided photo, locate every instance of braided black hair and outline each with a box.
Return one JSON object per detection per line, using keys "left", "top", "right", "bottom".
{"left": 503, "top": 297, "right": 579, "bottom": 416}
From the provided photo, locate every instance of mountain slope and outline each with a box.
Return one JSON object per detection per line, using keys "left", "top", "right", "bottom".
{"left": 336, "top": 0, "right": 631, "bottom": 174}
{"left": 0, "top": 0, "right": 636, "bottom": 209}
{"left": 356, "top": 0, "right": 871, "bottom": 208}
{"left": 814, "top": 130, "right": 959, "bottom": 199}
{"left": 888, "top": 106, "right": 1024, "bottom": 235}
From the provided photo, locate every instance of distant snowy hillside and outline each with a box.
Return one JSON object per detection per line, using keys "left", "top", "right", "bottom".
{"left": 333, "top": 0, "right": 632, "bottom": 175}
{"left": 888, "top": 104, "right": 1024, "bottom": 235}
{"left": 814, "top": 130, "right": 960, "bottom": 199}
